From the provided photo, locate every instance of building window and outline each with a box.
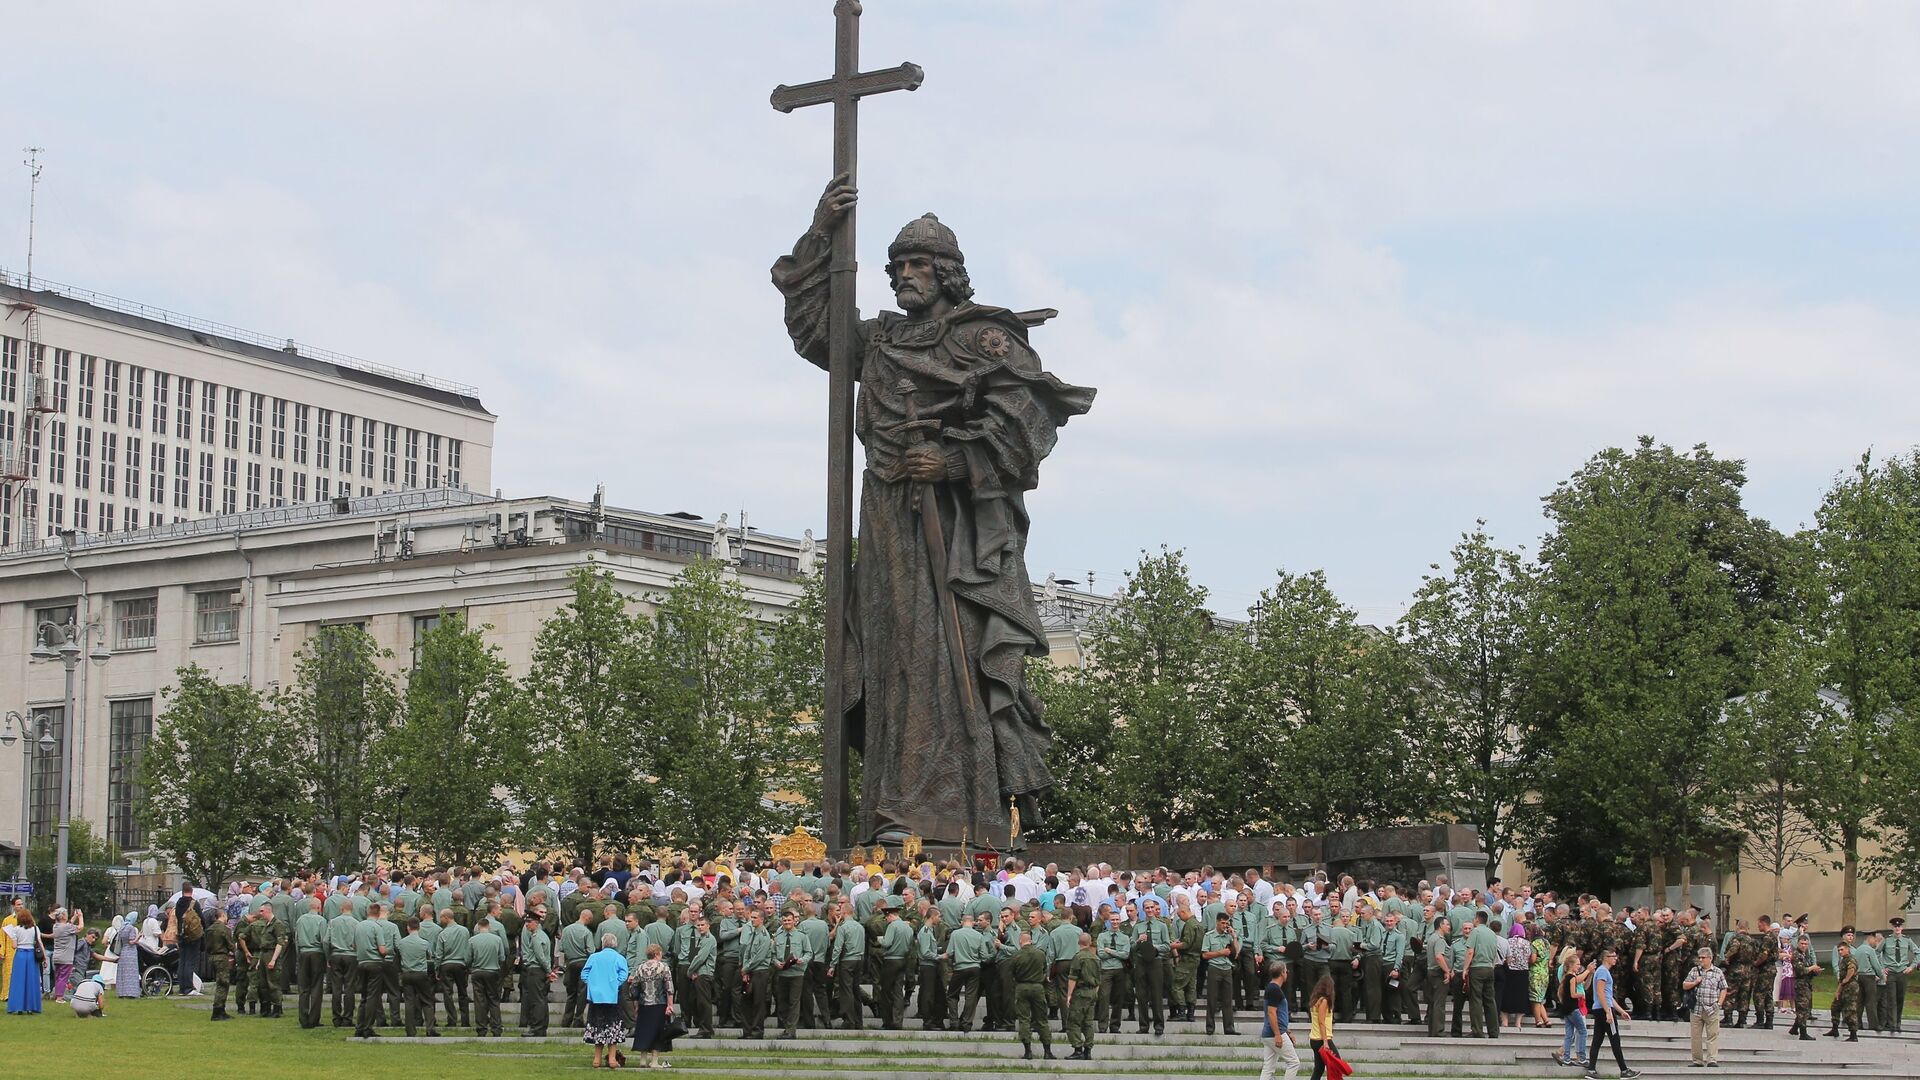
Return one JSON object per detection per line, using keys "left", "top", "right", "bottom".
{"left": 151, "top": 371, "right": 168, "bottom": 434}
{"left": 107, "top": 698, "right": 153, "bottom": 850}
{"left": 100, "top": 431, "right": 116, "bottom": 495}
{"left": 99, "top": 502, "right": 113, "bottom": 532}
{"left": 246, "top": 462, "right": 261, "bottom": 510}
{"left": 27, "top": 706, "right": 64, "bottom": 840}
{"left": 426, "top": 433, "right": 441, "bottom": 488}
{"left": 102, "top": 360, "right": 119, "bottom": 424}
{"left": 47, "top": 419, "right": 66, "bottom": 485}
{"left": 31, "top": 603, "right": 76, "bottom": 646}
{"left": 127, "top": 366, "right": 145, "bottom": 428}
{"left": 198, "top": 451, "right": 214, "bottom": 512}
{"left": 148, "top": 511, "right": 162, "bottom": 527}
{"left": 198, "top": 382, "right": 215, "bottom": 444}
{"left": 46, "top": 491, "right": 63, "bottom": 528}
{"left": 1, "top": 336, "right": 17, "bottom": 403}
{"left": 448, "top": 439, "right": 463, "bottom": 488}
{"left": 148, "top": 442, "right": 166, "bottom": 504}
{"left": 77, "top": 354, "right": 95, "bottom": 419}
{"left": 603, "top": 523, "right": 713, "bottom": 559}
{"left": 126, "top": 436, "right": 141, "bottom": 500}
{"left": 114, "top": 595, "right": 157, "bottom": 650}
{"left": 270, "top": 398, "right": 286, "bottom": 459}
{"left": 315, "top": 475, "right": 329, "bottom": 501}
{"left": 382, "top": 424, "right": 397, "bottom": 485}
{"left": 292, "top": 471, "right": 307, "bottom": 503}
{"left": 174, "top": 445, "right": 191, "bottom": 509}
{"left": 247, "top": 393, "right": 264, "bottom": 454}
{"left": 270, "top": 466, "right": 284, "bottom": 506}
{"left": 75, "top": 426, "right": 91, "bottom": 490}
{"left": 221, "top": 457, "right": 238, "bottom": 513}
{"left": 175, "top": 376, "right": 193, "bottom": 440}
{"left": 122, "top": 506, "right": 138, "bottom": 532}
{"left": 740, "top": 549, "right": 801, "bottom": 576}
{"left": 74, "top": 497, "right": 88, "bottom": 531}
{"left": 294, "top": 403, "right": 309, "bottom": 464}
{"left": 224, "top": 387, "right": 241, "bottom": 450}
{"left": 52, "top": 349, "right": 70, "bottom": 413}
{"left": 404, "top": 429, "right": 420, "bottom": 487}
{"left": 194, "top": 589, "right": 241, "bottom": 644}
{"left": 315, "top": 409, "right": 331, "bottom": 470}
{"left": 361, "top": 421, "right": 375, "bottom": 479}
{"left": 338, "top": 414, "right": 354, "bottom": 473}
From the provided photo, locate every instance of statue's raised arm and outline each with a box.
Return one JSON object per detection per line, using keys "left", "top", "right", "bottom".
{"left": 772, "top": 174, "right": 865, "bottom": 372}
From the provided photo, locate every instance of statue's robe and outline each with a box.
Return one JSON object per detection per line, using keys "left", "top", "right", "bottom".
{"left": 774, "top": 229, "right": 1094, "bottom": 845}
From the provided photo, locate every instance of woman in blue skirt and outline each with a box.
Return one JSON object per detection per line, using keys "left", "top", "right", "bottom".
{"left": 6, "top": 909, "right": 44, "bottom": 1014}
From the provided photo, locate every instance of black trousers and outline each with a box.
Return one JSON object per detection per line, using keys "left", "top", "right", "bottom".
{"left": 563, "top": 959, "right": 588, "bottom": 1027}
{"left": 402, "top": 970, "right": 437, "bottom": 1036}
{"left": 688, "top": 973, "right": 714, "bottom": 1035}
{"left": 1204, "top": 966, "right": 1238, "bottom": 1032}
{"left": 1134, "top": 956, "right": 1167, "bottom": 1030}
{"left": 329, "top": 955, "right": 358, "bottom": 1025}
{"left": 741, "top": 969, "right": 772, "bottom": 1037}
{"left": 354, "top": 961, "right": 392, "bottom": 1037}
{"left": 1360, "top": 954, "right": 1384, "bottom": 1021}
{"left": 438, "top": 962, "right": 470, "bottom": 1027}
{"left": 918, "top": 960, "right": 946, "bottom": 1026}
{"left": 1586, "top": 1009, "right": 1627, "bottom": 1072}
{"left": 297, "top": 950, "right": 327, "bottom": 1028}
{"left": 775, "top": 975, "right": 806, "bottom": 1036}
{"left": 520, "top": 969, "right": 550, "bottom": 1035}
{"left": 1100, "top": 968, "right": 1130, "bottom": 1030}
{"left": 804, "top": 960, "right": 832, "bottom": 1028}
{"left": 877, "top": 957, "right": 908, "bottom": 1028}
{"left": 835, "top": 959, "right": 867, "bottom": 1029}
{"left": 715, "top": 956, "right": 740, "bottom": 1026}
{"left": 1332, "top": 959, "right": 1357, "bottom": 1021}
{"left": 949, "top": 967, "right": 982, "bottom": 1028}
{"left": 471, "top": 968, "right": 503, "bottom": 1034}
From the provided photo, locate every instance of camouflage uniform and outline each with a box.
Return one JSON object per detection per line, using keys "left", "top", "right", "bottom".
{"left": 1721, "top": 933, "right": 1750, "bottom": 1025}
{"left": 1634, "top": 922, "right": 1665, "bottom": 1019}
{"left": 1834, "top": 955, "right": 1862, "bottom": 1039}
{"left": 1663, "top": 922, "right": 1701, "bottom": 1020}
{"left": 1791, "top": 949, "right": 1818, "bottom": 1036}
{"left": 1747, "top": 932, "right": 1776, "bottom": 1028}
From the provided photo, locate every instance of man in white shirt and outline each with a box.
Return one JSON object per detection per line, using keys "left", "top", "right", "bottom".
{"left": 1248, "top": 870, "right": 1275, "bottom": 911}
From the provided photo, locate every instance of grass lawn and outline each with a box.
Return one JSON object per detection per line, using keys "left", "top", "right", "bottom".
{"left": 0, "top": 997, "right": 610, "bottom": 1079}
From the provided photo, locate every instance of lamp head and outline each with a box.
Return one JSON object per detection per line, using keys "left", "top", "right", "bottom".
{"left": 37, "top": 731, "right": 54, "bottom": 752}
{"left": 89, "top": 643, "right": 111, "bottom": 666}
{"left": 0, "top": 728, "right": 13, "bottom": 747}
{"left": 30, "top": 641, "right": 58, "bottom": 662}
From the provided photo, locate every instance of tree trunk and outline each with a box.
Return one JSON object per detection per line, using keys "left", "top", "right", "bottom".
{"left": 1679, "top": 858, "right": 1693, "bottom": 913}
{"left": 1842, "top": 827, "right": 1860, "bottom": 928}
{"left": 1771, "top": 871, "right": 1784, "bottom": 917}
{"left": 1650, "top": 853, "right": 1669, "bottom": 910}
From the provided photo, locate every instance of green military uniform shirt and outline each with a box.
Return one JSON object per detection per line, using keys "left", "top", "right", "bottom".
{"left": 1048, "top": 921, "right": 1081, "bottom": 965}
{"left": 1202, "top": 928, "right": 1238, "bottom": 970}
{"left": 560, "top": 922, "right": 596, "bottom": 965}
{"left": 916, "top": 921, "right": 946, "bottom": 963}
{"left": 1068, "top": 946, "right": 1099, "bottom": 990}
{"left": 948, "top": 925, "right": 987, "bottom": 970}
{"left": 740, "top": 925, "right": 775, "bottom": 972}
{"left": 1326, "top": 922, "right": 1356, "bottom": 962}
{"left": 880, "top": 918, "right": 914, "bottom": 960}
{"left": 1096, "top": 928, "right": 1130, "bottom": 971}
{"left": 830, "top": 920, "right": 867, "bottom": 966}
{"left": 521, "top": 926, "right": 555, "bottom": 973}
{"left": 435, "top": 921, "right": 470, "bottom": 966}
{"left": 1010, "top": 943, "right": 1049, "bottom": 984}
{"left": 396, "top": 933, "right": 433, "bottom": 974}
{"left": 203, "top": 921, "right": 233, "bottom": 957}
{"left": 467, "top": 929, "right": 506, "bottom": 972}
{"left": 352, "top": 919, "right": 388, "bottom": 965}
{"left": 294, "top": 911, "right": 327, "bottom": 953}
{"left": 688, "top": 930, "right": 717, "bottom": 977}
{"left": 1466, "top": 925, "right": 1502, "bottom": 970}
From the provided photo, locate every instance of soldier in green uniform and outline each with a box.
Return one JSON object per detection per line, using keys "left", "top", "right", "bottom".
{"left": 827, "top": 903, "right": 868, "bottom": 1030}
{"left": 467, "top": 916, "right": 507, "bottom": 1037}
{"left": 205, "top": 909, "right": 236, "bottom": 1022}
{"left": 248, "top": 902, "right": 290, "bottom": 1019}
{"left": 1787, "top": 933, "right": 1820, "bottom": 1039}
{"left": 915, "top": 906, "right": 948, "bottom": 1030}
{"left": 1325, "top": 903, "right": 1358, "bottom": 1023}
{"left": 1832, "top": 941, "right": 1862, "bottom": 1041}
{"left": 1133, "top": 897, "right": 1170, "bottom": 1036}
{"left": 518, "top": 912, "right": 557, "bottom": 1038}
{"left": 1720, "top": 920, "right": 1751, "bottom": 1028}
{"left": 1425, "top": 916, "right": 1453, "bottom": 1037}
{"left": 1300, "top": 903, "right": 1331, "bottom": 1017}
{"left": 1664, "top": 910, "right": 1701, "bottom": 1022}
{"left": 1064, "top": 932, "right": 1101, "bottom": 1060}
{"left": 945, "top": 912, "right": 987, "bottom": 1032}
{"left": 351, "top": 903, "right": 396, "bottom": 1038}
{"left": 1233, "top": 897, "right": 1264, "bottom": 1012}
{"left": 1857, "top": 930, "right": 1887, "bottom": 1032}
{"left": 1746, "top": 916, "right": 1776, "bottom": 1030}
{"left": 293, "top": 897, "right": 328, "bottom": 1029}
{"left": 876, "top": 900, "right": 914, "bottom": 1029}
{"left": 1464, "top": 912, "right": 1501, "bottom": 1039}
{"left": 797, "top": 899, "right": 832, "bottom": 1030}
{"left": 1096, "top": 909, "right": 1131, "bottom": 1035}
{"left": 1633, "top": 911, "right": 1665, "bottom": 1021}
{"left": 558, "top": 907, "right": 596, "bottom": 1030}
{"left": 738, "top": 908, "right": 774, "bottom": 1039}
{"left": 396, "top": 918, "right": 438, "bottom": 1038}
{"left": 713, "top": 899, "right": 745, "bottom": 1030}
{"left": 687, "top": 916, "right": 717, "bottom": 1039}
{"left": 992, "top": 907, "right": 1023, "bottom": 1032}
{"left": 434, "top": 909, "right": 472, "bottom": 1030}
{"left": 1202, "top": 912, "right": 1241, "bottom": 1035}
{"left": 1012, "top": 929, "right": 1055, "bottom": 1060}
{"left": 325, "top": 904, "right": 359, "bottom": 1028}
{"left": 1170, "top": 897, "right": 1204, "bottom": 1022}
{"left": 771, "top": 909, "right": 812, "bottom": 1038}
{"left": 1357, "top": 904, "right": 1388, "bottom": 1023}
{"left": 1380, "top": 910, "right": 1409, "bottom": 1025}
{"left": 1046, "top": 907, "right": 1080, "bottom": 1023}
{"left": 1886, "top": 917, "right": 1914, "bottom": 1035}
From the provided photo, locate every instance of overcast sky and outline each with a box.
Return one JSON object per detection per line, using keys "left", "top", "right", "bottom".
{"left": 8, "top": 2, "right": 1920, "bottom": 624}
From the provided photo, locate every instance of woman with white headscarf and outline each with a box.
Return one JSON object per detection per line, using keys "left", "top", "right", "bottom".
{"left": 138, "top": 906, "right": 163, "bottom": 953}
{"left": 114, "top": 912, "right": 142, "bottom": 998}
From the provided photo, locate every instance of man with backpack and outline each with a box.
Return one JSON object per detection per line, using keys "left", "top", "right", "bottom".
{"left": 175, "top": 886, "right": 206, "bottom": 997}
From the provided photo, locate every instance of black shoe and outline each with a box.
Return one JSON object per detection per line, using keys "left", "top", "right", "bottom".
{"left": 1154, "top": 1024, "right": 1164, "bottom": 1036}
{"left": 425, "top": 1031, "right": 440, "bottom": 1038}
{"left": 1043, "top": 1048, "right": 1056, "bottom": 1059}
{"left": 1205, "top": 1026, "right": 1215, "bottom": 1036}
{"left": 1825, "top": 1028, "right": 1839, "bottom": 1037}
{"left": 778, "top": 1033, "right": 796, "bottom": 1040}
{"left": 1225, "top": 1027, "right": 1238, "bottom": 1035}
{"left": 1846, "top": 1033, "right": 1858, "bottom": 1042}
{"left": 210, "top": 1010, "right": 230, "bottom": 1022}
{"left": 1022, "top": 1045, "right": 1033, "bottom": 1060}
{"left": 1136, "top": 1026, "right": 1150, "bottom": 1034}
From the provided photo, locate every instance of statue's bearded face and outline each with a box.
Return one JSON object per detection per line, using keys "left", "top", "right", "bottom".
{"left": 891, "top": 252, "right": 939, "bottom": 312}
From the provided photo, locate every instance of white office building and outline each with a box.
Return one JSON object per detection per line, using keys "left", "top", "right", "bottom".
{"left": 0, "top": 271, "right": 495, "bottom": 549}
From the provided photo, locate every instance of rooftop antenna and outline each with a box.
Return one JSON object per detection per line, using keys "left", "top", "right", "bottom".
{"left": 22, "top": 147, "right": 43, "bottom": 289}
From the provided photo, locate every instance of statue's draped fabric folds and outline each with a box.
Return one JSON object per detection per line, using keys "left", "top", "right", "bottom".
{"left": 774, "top": 219, "right": 1095, "bottom": 845}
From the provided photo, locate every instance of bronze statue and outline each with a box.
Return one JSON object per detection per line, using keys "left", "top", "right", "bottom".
{"left": 773, "top": 179, "right": 1095, "bottom": 846}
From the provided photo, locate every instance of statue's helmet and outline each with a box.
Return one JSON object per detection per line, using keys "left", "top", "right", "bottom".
{"left": 888, "top": 213, "right": 964, "bottom": 264}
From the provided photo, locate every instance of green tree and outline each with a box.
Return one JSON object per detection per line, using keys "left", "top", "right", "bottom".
{"left": 518, "top": 565, "right": 655, "bottom": 865}
{"left": 1397, "top": 523, "right": 1538, "bottom": 868}
{"left": 1520, "top": 438, "right": 1787, "bottom": 901}
{"left": 1030, "top": 548, "right": 1237, "bottom": 843}
{"left": 25, "top": 819, "right": 119, "bottom": 921}
{"left": 1806, "top": 451, "right": 1920, "bottom": 923}
{"left": 372, "top": 612, "right": 525, "bottom": 868}
{"left": 1725, "top": 621, "right": 1830, "bottom": 914}
{"left": 137, "top": 665, "right": 306, "bottom": 892}
{"left": 645, "top": 559, "right": 789, "bottom": 855}
{"left": 280, "top": 626, "right": 400, "bottom": 872}
{"left": 1236, "top": 569, "right": 1440, "bottom": 834}
{"left": 764, "top": 571, "right": 826, "bottom": 824}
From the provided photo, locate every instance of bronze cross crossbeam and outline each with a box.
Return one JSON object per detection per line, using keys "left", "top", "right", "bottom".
{"left": 771, "top": 0, "right": 923, "bottom": 852}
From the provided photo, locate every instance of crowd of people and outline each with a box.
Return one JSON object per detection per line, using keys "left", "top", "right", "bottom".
{"left": 2, "top": 856, "right": 1912, "bottom": 1079}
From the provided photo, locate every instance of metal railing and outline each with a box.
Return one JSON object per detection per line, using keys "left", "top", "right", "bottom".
{"left": 0, "top": 268, "right": 481, "bottom": 398}
{"left": 0, "top": 485, "right": 496, "bottom": 560}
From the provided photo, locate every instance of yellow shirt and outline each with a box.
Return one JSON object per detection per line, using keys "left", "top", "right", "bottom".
{"left": 1310, "top": 998, "right": 1333, "bottom": 1041}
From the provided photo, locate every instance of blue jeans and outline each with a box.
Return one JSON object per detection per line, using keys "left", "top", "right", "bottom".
{"left": 1561, "top": 1006, "right": 1587, "bottom": 1062}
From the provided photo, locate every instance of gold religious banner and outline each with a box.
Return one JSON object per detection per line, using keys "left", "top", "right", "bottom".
{"left": 901, "top": 834, "right": 924, "bottom": 863}
{"left": 868, "top": 845, "right": 889, "bottom": 867}
{"left": 770, "top": 827, "right": 828, "bottom": 864}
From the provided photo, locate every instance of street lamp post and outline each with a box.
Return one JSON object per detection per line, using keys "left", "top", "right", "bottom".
{"left": 0, "top": 710, "right": 56, "bottom": 889}
{"left": 29, "top": 618, "right": 111, "bottom": 910}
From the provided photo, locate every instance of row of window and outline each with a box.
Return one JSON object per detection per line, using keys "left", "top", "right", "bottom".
{"left": 31, "top": 590, "right": 239, "bottom": 656}
{"left": 21, "top": 698, "right": 150, "bottom": 851}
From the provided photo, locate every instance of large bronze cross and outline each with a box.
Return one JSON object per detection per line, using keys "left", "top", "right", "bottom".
{"left": 771, "top": 0, "right": 923, "bottom": 853}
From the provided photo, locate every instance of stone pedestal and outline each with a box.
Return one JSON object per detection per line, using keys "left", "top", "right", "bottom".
{"left": 1420, "top": 850, "right": 1489, "bottom": 894}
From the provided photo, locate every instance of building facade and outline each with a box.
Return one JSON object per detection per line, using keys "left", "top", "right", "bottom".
{"left": 0, "top": 272, "right": 495, "bottom": 550}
